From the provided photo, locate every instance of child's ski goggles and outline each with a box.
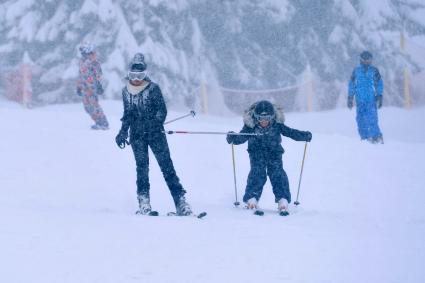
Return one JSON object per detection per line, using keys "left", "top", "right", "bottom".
{"left": 254, "top": 113, "right": 275, "bottom": 122}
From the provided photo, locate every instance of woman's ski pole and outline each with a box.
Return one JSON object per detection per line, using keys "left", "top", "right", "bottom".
{"left": 164, "top": 131, "right": 260, "bottom": 136}
{"left": 294, "top": 142, "right": 308, "bottom": 206}
{"left": 164, "top": 110, "right": 196, "bottom": 125}
{"left": 231, "top": 144, "right": 240, "bottom": 206}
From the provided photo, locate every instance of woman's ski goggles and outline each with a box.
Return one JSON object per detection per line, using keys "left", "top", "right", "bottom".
{"left": 128, "top": 71, "right": 147, "bottom": 81}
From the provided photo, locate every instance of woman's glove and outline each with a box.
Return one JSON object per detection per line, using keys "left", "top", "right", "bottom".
{"left": 115, "top": 131, "right": 129, "bottom": 149}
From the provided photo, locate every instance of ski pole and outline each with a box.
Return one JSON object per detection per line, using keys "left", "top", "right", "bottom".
{"left": 164, "top": 131, "right": 260, "bottom": 136}
{"left": 231, "top": 144, "right": 240, "bottom": 206}
{"left": 118, "top": 111, "right": 196, "bottom": 148}
{"left": 294, "top": 142, "right": 308, "bottom": 206}
{"left": 164, "top": 110, "right": 196, "bottom": 125}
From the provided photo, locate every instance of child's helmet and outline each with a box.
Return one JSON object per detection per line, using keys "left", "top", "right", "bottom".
{"left": 253, "top": 100, "right": 275, "bottom": 122}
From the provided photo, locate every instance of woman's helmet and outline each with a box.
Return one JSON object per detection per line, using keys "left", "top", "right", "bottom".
{"left": 127, "top": 53, "right": 147, "bottom": 81}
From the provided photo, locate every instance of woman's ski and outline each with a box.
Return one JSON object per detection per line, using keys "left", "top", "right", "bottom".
{"left": 167, "top": 211, "right": 207, "bottom": 219}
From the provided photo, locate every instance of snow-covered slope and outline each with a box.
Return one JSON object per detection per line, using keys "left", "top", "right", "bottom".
{"left": 0, "top": 99, "right": 424, "bottom": 283}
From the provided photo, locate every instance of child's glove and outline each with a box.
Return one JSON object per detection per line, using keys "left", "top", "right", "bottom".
{"left": 376, "top": 95, "right": 382, "bottom": 109}
{"left": 76, "top": 87, "right": 83, "bottom": 97}
{"left": 305, "top": 131, "right": 312, "bottom": 142}
{"left": 226, "top": 131, "right": 235, "bottom": 144}
{"left": 347, "top": 96, "right": 354, "bottom": 109}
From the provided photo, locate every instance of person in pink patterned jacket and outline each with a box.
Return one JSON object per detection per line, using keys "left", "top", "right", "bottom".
{"left": 76, "top": 43, "right": 109, "bottom": 130}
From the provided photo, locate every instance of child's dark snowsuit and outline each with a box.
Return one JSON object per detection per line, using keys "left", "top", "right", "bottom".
{"left": 227, "top": 102, "right": 311, "bottom": 204}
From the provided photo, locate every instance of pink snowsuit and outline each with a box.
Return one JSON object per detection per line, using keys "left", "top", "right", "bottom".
{"left": 77, "top": 53, "right": 109, "bottom": 128}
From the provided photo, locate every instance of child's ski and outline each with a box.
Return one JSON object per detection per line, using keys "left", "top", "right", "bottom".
{"left": 279, "top": 210, "right": 290, "bottom": 216}
{"left": 253, "top": 210, "right": 264, "bottom": 216}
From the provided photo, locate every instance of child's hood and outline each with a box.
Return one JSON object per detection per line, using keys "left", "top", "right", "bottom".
{"left": 243, "top": 102, "right": 285, "bottom": 128}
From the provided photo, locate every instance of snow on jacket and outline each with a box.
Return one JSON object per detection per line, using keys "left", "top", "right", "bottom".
{"left": 118, "top": 79, "right": 167, "bottom": 141}
{"left": 231, "top": 103, "right": 310, "bottom": 154}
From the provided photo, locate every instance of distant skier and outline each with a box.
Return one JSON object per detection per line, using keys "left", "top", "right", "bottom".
{"left": 115, "top": 53, "right": 193, "bottom": 216}
{"left": 348, "top": 51, "right": 383, "bottom": 144}
{"left": 76, "top": 42, "right": 109, "bottom": 130}
{"left": 226, "top": 100, "right": 312, "bottom": 214}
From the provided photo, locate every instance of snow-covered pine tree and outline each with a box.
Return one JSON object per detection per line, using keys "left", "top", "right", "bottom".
{"left": 0, "top": 0, "right": 424, "bottom": 110}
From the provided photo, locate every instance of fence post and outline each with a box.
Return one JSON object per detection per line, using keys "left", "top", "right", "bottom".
{"left": 400, "top": 27, "right": 411, "bottom": 108}
{"left": 305, "top": 64, "right": 314, "bottom": 112}
{"left": 21, "top": 62, "right": 33, "bottom": 108}
{"left": 200, "top": 80, "right": 208, "bottom": 114}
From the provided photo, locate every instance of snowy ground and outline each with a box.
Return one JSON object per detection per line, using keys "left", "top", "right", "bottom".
{"left": 1, "top": 98, "right": 424, "bottom": 283}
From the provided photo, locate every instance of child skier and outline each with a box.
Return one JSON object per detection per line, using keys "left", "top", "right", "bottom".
{"left": 226, "top": 100, "right": 312, "bottom": 214}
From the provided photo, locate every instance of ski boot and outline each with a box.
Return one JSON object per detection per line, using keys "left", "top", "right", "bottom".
{"left": 278, "top": 198, "right": 290, "bottom": 216}
{"left": 175, "top": 195, "right": 193, "bottom": 216}
{"left": 373, "top": 135, "right": 384, "bottom": 144}
{"left": 136, "top": 195, "right": 152, "bottom": 215}
{"left": 246, "top": 197, "right": 258, "bottom": 210}
{"left": 91, "top": 124, "right": 109, "bottom": 130}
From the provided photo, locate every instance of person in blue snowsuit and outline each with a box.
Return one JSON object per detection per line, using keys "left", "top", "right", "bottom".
{"left": 226, "top": 100, "right": 312, "bottom": 214}
{"left": 348, "top": 51, "right": 384, "bottom": 144}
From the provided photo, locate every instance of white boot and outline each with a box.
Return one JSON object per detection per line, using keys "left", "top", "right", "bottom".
{"left": 136, "top": 195, "right": 152, "bottom": 215}
{"left": 175, "top": 195, "right": 192, "bottom": 216}
{"left": 278, "top": 198, "right": 289, "bottom": 212}
{"left": 246, "top": 197, "right": 258, "bottom": 210}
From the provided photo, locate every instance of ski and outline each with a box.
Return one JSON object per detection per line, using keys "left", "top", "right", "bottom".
{"left": 167, "top": 211, "right": 207, "bottom": 219}
{"left": 135, "top": 210, "right": 159, "bottom": 216}
{"left": 279, "top": 210, "right": 290, "bottom": 216}
{"left": 253, "top": 210, "right": 264, "bottom": 216}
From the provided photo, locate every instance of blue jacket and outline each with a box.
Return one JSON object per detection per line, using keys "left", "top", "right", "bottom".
{"left": 348, "top": 63, "right": 383, "bottom": 103}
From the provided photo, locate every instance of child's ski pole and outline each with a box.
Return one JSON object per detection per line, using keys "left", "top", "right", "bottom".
{"left": 294, "top": 142, "right": 308, "bottom": 206}
{"left": 231, "top": 144, "right": 240, "bottom": 206}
